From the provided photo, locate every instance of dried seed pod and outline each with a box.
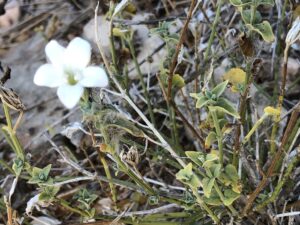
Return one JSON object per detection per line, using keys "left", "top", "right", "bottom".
{"left": 121, "top": 146, "right": 139, "bottom": 166}
{"left": 0, "top": 86, "right": 25, "bottom": 111}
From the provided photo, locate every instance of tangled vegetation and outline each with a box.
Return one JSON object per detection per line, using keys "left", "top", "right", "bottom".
{"left": 1, "top": 0, "right": 300, "bottom": 224}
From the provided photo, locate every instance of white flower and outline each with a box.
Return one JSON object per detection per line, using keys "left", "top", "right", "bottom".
{"left": 34, "top": 37, "right": 108, "bottom": 108}
{"left": 286, "top": 17, "right": 300, "bottom": 46}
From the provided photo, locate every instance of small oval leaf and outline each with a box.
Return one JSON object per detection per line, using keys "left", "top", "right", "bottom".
{"left": 246, "top": 21, "right": 275, "bottom": 43}
{"left": 203, "top": 177, "right": 215, "bottom": 198}
{"left": 211, "top": 80, "right": 228, "bottom": 98}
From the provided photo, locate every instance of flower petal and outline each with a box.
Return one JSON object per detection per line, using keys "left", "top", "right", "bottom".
{"left": 57, "top": 84, "right": 84, "bottom": 109}
{"left": 34, "top": 64, "right": 64, "bottom": 87}
{"left": 80, "top": 66, "right": 109, "bottom": 87}
{"left": 63, "top": 37, "right": 91, "bottom": 69}
{"left": 45, "top": 40, "right": 65, "bottom": 67}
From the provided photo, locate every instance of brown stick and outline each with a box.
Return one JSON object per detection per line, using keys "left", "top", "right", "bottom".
{"left": 242, "top": 105, "right": 300, "bottom": 215}
{"left": 166, "top": 0, "right": 196, "bottom": 101}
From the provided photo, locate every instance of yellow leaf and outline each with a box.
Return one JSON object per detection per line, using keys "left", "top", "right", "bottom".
{"left": 125, "top": 3, "right": 137, "bottom": 14}
{"left": 172, "top": 74, "right": 185, "bottom": 88}
{"left": 264, "top": 106, "right": 280, "bottom": 116}
{"left": 223, "top": 68, "right": 246, "bottom": 92}
{"left": 112, "top": 27, "right": 128, "bottom": 37}
{"left": 223, "top": 68, "right": 246, "bottom": 84}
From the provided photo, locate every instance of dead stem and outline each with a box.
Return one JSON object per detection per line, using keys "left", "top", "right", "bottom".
{"left": 166, "top": 0, "right": 196, "bottom": 101}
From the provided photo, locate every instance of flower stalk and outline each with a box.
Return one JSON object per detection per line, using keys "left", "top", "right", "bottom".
{"left": 2, "top": 103, "right": 24, "bottom": 159}
{"left": 210, "top": 109, "right": 224, "bottom": 166}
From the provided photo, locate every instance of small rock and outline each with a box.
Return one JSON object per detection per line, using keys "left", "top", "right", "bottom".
{"left": 0, "top": 0, "right": 20, "bottom": 29}
{"left": 83, "top": 16, "right": 110, "bottom": 55}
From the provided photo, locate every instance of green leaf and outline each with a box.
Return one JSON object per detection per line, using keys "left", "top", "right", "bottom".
{"left": 183, "top": 191, "right": 196, "bottom": 205}
{"left": 218, "top": 172, "right": 232, "bottom": 186}
{"left": 202, "top": 177, "right": 215, "bottom": 198}
{"left": 241, "top": 10, "right": 262, "bottom": 24}
{"left": 203, "top": 189, "right": 222, "bottom": 206}
{"left": 211, "top": 163, "right": 222, "bottom": 178}
{"left": 229, "top": 0, "right": 252, "bottom": 6}
{"left": 223, "top": 189, "right": 240, "bottom": 206}
{"left": 232, "top": 182, "right": 242, "bottom": 194}
{"left": 225, "top": 164, "right": 239, "bottom": 183}
{"left": 205, "top": 131, "right": 217, "bottom": 150}
{"left": 41, "top": 164, "right": 52, "bottom": 178}
{"left": 211, "top": 80, "right": 228, "bottom": 98}
{"left": 86, "top": 208, "right": 96, "bottom": 218}
{"left": 12, "top": 158, "right": 24, "bottom": 176}
{"left": 196, "top": 97, "right": 211, "bottom": 109}
{"left": 29, "top": 164, "right": 52, "bottom": 184}
{"left": 176, "top": 163, "right": 202, "bottom": 188}
{"left": 190, "top": 93, "right": 201, "bottom": 99}
{"left": 213, "top": 98, "right": 240, "bottom": 118}
{"left": 203, "top": 153, "right": 219, "bottom": 170}
{"left": 257, "top": 0, "right": 274, "bottom": 6}
{"left": 185, "top": 151, "right": 205, "bottom": 167}
{"left": 246, "top": 21, "right": 275, "bottom": 42}
{"left": 190, "top": 93, "right": 210, "bottom": 109}
{"left": 39, "top": 186, "right": 60, "bottom": 201}
{"left": 148, "top": 196, "right": 160, "bottom": 205}
{"left": 204, "top": 162, "right": 222, "bottom": 179}
{"left": 172, "top": 74, "right": 185, "bottom": 88}
{"left": 202, "top": 152, "right": 219, "bottom": 168}
{"left": 74, "top": 189, "right": 98, "bottom": 210}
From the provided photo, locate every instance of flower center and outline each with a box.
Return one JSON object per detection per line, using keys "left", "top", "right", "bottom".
{"left": 64, "top": 69, "right": 82, "bottom": 86}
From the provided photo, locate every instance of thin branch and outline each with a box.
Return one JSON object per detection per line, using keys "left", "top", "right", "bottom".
{"left": 166, "top": 0, "right": 197, "bottom": 101}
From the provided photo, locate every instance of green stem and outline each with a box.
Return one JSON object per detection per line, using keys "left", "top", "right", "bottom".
{"left": 242, "top": 114, "right": 267, "bottom": 145}
{"left": 0, "top": 159, "right": 15, "bottom": 174}
{"left": 214, "top": 182, "right": 237, "bottom": 215}
{"left": 101, "top": 127, "right": 155, "bottom": 197}
{"left": 2, "top": 103, "right": 24, "bottom": 159}
{"left": 98, "top": 152, "right": 117, "bottom": 203}
{"left": 250, "top": 0, "right": 257, "bottom": 26}
{"left": 109, "top": 20, "right": 119, "bottom": 74}
{"left": 127, "top": 38, "right": 156, "bottom": 127}
{"left": 142, "top": 212, "right": 190, "bottom": 220}
{"left": 210, "top": 109, "right": 223, "bottom": 166}
{"left": 203, "top": 0, "right": 223, "bottom": 63}
{"left": 168, "top": 102, "right": 179, "bottom": 147}
{"left": 191, "top": 188, "right": 220, "bottom": 223}
{"left": 57, "top": 198, "right": 89, "bottom": 217}
{"left": 156, "top": 73, "right": 181, "bottom": 151}
{"left": 3, "top": 103, "right": 12, "bottom": 128}
{"left": 206, "top": 167, "right": 238, "bottom": 215}
{"left": 113, "top": 152, "right": 156, "bottom": 196}
{"left": 94, "top": 213, "right": 185, "bottom": 224}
